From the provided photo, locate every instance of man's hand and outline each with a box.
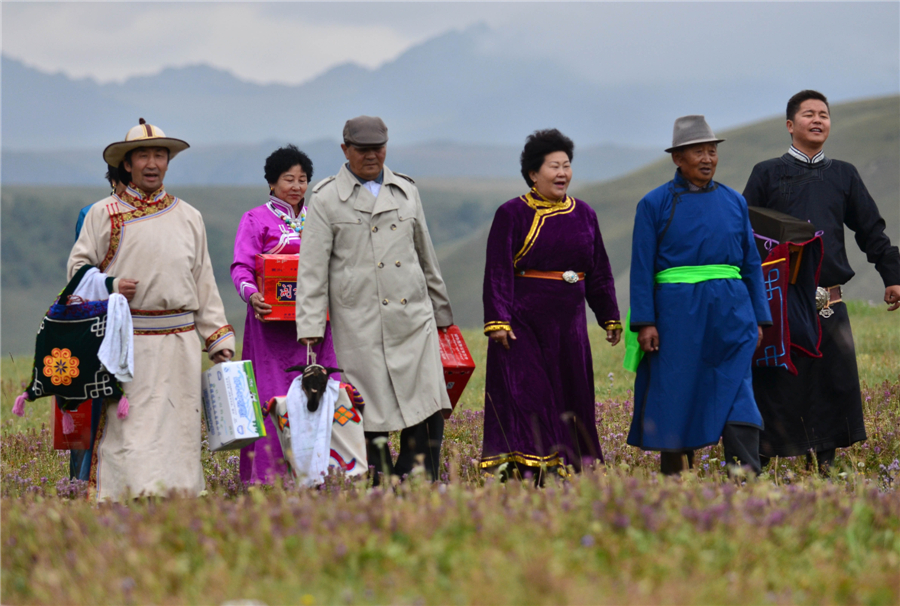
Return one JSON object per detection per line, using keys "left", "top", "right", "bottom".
{"left": 885, "top": 285, "right": 900, "bottom": 312}
{"left": 118, "top": 279, "right": 139, "bottom": 302}
{"left": 757, "top": 326, "right": 764, "bottom": 349}
{"left": 638, "top": 326, "right": 659, "bottom": 353}
{"left": 606, "top": 328, "right": 622, "bottom": 346}
{"left": 300, "top": 337, "right": 322, "bottom": 346}
{"left": 488, "top": 329, "right": 516, "bottom": 351}
{"left": 212, "top": 349, "right": 234, "bottom": 364}
{"left": 250, "top": 292, "right": 272, "bottom": 320}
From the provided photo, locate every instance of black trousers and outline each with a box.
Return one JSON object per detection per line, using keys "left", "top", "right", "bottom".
{"left": 760, "top": 448, "right": 836, "bottom": 474}
{"left": 365, "top": 410, "right": 444, "bottom": 483}
{"left": 660, "top": 423, "right": 761, "bottom": 475}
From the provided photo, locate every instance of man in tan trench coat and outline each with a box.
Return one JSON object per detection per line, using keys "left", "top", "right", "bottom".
{"left": 296, "top": 115, "right": 453, "bottom": 482}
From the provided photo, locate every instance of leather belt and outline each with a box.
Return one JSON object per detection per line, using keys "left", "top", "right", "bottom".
{"left": 516, "top": 270, "right": 585, "bottom": 283}
{"left": 816, "top": 285, "right": 842, "bottom": 318}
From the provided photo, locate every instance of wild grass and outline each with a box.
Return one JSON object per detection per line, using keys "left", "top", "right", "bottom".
{"left": 2, "top": 302, "right": 898, "bottom": 605}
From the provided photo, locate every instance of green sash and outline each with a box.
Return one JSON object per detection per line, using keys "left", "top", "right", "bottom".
{"left": 623, "top": 265, "right": 741, "bottom": 372}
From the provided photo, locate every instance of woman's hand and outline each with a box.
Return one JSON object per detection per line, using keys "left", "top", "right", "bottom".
{"left": 606, "top": 328, "right": 622, "bottom": 346}
{"left": 250, "top": 292, "right": 272, "bottom": 320}
{"left": 489, "top": 329, "right": 516, "bottom": 351}
{"left": 757, "top": 326, "right": 764, "bottom": 349}
{"left": 118, "top": 279, "right": 139, "bottom": 302}
{"left": 212, "top": 349, "right": 234, "bottom": 364}
{"left": 300, "top": 337, "right": 322, "bottom": 346}
{"left": 638, "top": 326, "right": 659, "bottom": 353}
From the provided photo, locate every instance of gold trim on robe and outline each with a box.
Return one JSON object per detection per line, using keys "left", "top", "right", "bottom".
{"left": 513, "top": 191, "right": 577, "bottom": 268}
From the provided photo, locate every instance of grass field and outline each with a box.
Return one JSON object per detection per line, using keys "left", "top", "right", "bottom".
{"left": 2, "top": 301, "right": 899, "bottom": 605}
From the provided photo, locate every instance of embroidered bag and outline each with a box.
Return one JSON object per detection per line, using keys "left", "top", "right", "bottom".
{"left": 750, "top": 208, "right": 824, "bottom": 373}
{"left": 14, "top": 266, "right": 124, "bottom": 428}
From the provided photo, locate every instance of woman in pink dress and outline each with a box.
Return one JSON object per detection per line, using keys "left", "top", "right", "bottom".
{"left": 231, "top": 145, "right": 338, "bottom": 484}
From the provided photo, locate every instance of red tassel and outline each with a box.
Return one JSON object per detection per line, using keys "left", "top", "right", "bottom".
{"left": 62, "top": 411, "right": 75, "bottom": 434}
{"left": 117, "top": 396, "right": 130, "bottom": 420}
{"left": 12, "top": 393, "right": 26, "bottom": 416}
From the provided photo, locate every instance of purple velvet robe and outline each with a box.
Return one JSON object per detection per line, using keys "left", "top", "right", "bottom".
{"left": 231, "top": 195, "right": 337, "bottom": 484}
{"left": 481, "top": 192, "right": 620, "bottom": 473}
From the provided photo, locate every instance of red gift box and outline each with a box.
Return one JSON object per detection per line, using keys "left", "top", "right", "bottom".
{"left": 438, "top": 325, "right": 476, "bottom": 419}
{"left": 255, "top": 254, "right": 299, "bottom": 321}
{"left": 52, "top": 398, "right": 93, "bottom": 450}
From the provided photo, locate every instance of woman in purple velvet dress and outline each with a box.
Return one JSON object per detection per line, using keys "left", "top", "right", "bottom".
{"left": 231, "top": 145, "right": 338, "bottom": 484}
{"left": 480, "top": 129, "right": 622, "bottom": 480}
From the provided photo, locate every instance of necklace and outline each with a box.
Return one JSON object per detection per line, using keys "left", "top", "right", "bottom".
{"left": 269, "top": 202, "right": 306, "bottom": 234}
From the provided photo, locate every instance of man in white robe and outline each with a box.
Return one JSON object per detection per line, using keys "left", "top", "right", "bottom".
{"left": 68, "top": 119, "right": 235, "bottom": 501}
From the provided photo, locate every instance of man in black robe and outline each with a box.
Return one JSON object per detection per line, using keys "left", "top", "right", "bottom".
{"left": 743, "top": 90, "right": 900, "bottom": 472}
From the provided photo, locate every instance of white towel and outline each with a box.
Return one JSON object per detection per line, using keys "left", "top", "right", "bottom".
{"left": 285, "top": 376, "right": 339, "bottom": 488}
{"left": 97, "top": 293, "right": 134, "bottom": 383}
{"left": 72, "top": 267, "right": 112, "bottom": 302}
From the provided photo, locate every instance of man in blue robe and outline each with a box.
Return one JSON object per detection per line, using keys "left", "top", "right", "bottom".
{"left": 626, "top": 115, "right": 772, "bottom": 475}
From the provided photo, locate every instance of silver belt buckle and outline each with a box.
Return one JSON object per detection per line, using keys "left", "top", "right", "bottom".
{"left": 562, "top": 270, "right": 579, "bottom": 284}
{"left": 815, "top": 287, "right": 829, "bottom": 311}
{"left": 816, "top": 286, "right": 840, "bottom": 318}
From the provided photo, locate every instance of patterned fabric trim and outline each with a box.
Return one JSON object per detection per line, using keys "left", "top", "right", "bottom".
{"left": 134, "top": 325, "right": 195, "bottom": 336}
{"left": 603, "top": 320, "right": 623, "bottom": 331}
{"left": 514, "top": 192, "right": 576, "bottom": 268}
{"left": 480, "top": 451, "right": 569, "bottom": 477}
{"left": 131, "top": 308, "right": 188, "bottom": 317}
{"left": 132, "top": 310, "right": 195, "bottom": 335}
{"left": 205, "top": 325, "right": 235, "bottom": 351}
{"left": 48, "top": 300, "right": 108, "bottom": 320}
{"left": 239, "top": 281, "right": 258, "bottom": 302}
{"left": 484, "top": 321, "right": 513, "bottom": 335}
{"left": 100, "top": 192, "right": 179, "bottom": 271}
{"left": 340, "top": 382, "right": 366, "bottom": 409}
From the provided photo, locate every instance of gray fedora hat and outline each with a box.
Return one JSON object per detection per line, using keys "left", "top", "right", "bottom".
{"left": 665, "top": 115, "right": 724, "bottom": 153}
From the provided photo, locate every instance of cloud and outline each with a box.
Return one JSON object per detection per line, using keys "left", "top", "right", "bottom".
{"left": 1, "top": 2, "right": 426, "bottom": 84}
{"left": 2, "top": 1, "right": 897, "bottom": 94}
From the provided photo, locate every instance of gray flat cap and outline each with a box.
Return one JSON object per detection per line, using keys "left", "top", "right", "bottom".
{"left": 343, "top": 115, "right": 388, "bottom": 147}
{"left": 665, "top": 115, "right": 724, "bottom": 153}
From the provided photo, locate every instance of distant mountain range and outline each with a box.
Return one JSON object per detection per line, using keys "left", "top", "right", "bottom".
{"left": 2, "top": 96, "right": 896, "bottom": 355}
{"left": 1, "top": 139, "right": 661, "bottom": 185}
{"left": 439, "top": 95, "right": 900, "bottom": 328}
{"left": 2, "top": 23, "right": 869, "bottom": 157}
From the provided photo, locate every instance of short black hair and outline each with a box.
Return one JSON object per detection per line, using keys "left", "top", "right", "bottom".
{"left": 116, "top": 162, "right": 131, "bottom": 187}
{"left": 519, "top": 129, "right": 574, "bottom": 187}
{"left": 105, "top": 164, "right": 124, "bottom": 188}
{"left": 264, "top": 145, "right": 314, "bottom": 185}
{"left": 787, "top": 90, "right": 830, "bottom": 122}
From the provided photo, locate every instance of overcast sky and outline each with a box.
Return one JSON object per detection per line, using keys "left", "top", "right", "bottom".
{"left": 3, "top": 1, "right": 898, "bottom": 95}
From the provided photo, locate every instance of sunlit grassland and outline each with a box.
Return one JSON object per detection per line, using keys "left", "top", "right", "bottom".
{"left": 2, "top": 302, "right": 898, "bottom": 605}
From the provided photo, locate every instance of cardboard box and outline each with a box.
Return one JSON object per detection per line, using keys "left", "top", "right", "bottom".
{"left": 201, "top": 361, "right": 267, "bottom": 452}
{"left": 255, "top": 254, "right": 298, "bottom": 321}
{"left": 52, "top": 398, "right": 92, "bottom": 450}
{"left": 438, "top": 325, "right": 476, "bottom": 418}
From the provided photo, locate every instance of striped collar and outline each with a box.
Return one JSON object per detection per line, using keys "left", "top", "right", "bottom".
{"left": 267, "top": 194, "right": 303, "bottom": 218}
{"left": 120, "top": 184, "right": 170, "bottom": 208}
{"left": 788, "top": 145, "right": 825, "bottom": 164}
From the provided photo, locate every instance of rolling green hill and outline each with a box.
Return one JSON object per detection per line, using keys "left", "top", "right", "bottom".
{"left": 0, "top": 179, "right": 521, "bottom": 354}
{"left": 440, "top": 95, "right": 900, "bottom": 328}
{"left": 2, "top": 96, "right": 897, "bottom": 354}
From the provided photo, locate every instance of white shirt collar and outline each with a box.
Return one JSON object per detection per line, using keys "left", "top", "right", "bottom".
{"left": 788, "top": 145, "right": 825, "bottom": 164}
